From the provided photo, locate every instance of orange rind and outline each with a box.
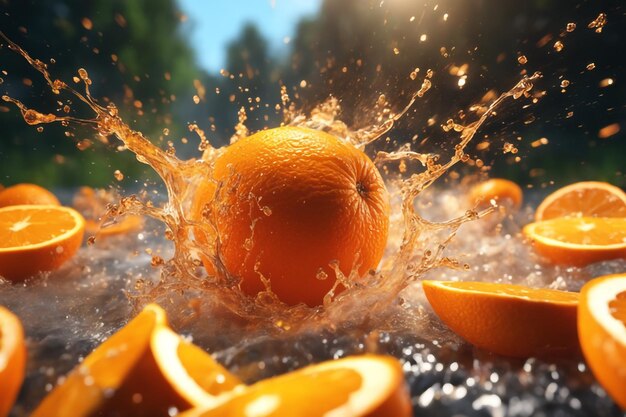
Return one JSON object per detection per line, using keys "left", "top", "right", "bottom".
{"left": 579, "top": 274, "right": 626, "bottom": 410}
{"left": 423, "top": 280, "right": 579, "bottom": 358}
{"left": 32, "top": 304, "right": 241, "bottom": 417}
{"left": 0, "top": 306, "right": 26, "bottom": 417}
{"left": 179, "top": 355, "right": 411, "bottom": 417}
{"left": 192, "top": 126, "right": 390, "bottom": 306}
{"left": 468, "top": 178, "right": 523, "bottom": 210}
{"left": 0, "top": 183, "right": 60, "bottom": 207}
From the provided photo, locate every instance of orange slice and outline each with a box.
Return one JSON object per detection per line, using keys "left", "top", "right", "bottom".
{"left": 523, "top": 217, "right": 626, "bottom": 266}
{"left": 179, "top": 355, "right": 411, "bottom": 417}
{"left": 468, "top": 178, "right": 523, "bottom": 209}
{"left": 32, "top": 304, "right": 241, "bottom": 417}
{"left": 0, "top": 307, "right": 26, "bottom": 417}
{"left": 0, "top": 205, "right": 85, "bottom": 281}
{"left": 535, "top": 181, "right": 626, "bottom": 221}
{"left": 0, "top": 183, "right": 60, "bottom": 207}
{"left": 579, "top": 274, "right": 626, "bottom": 410}
{"left": 422, "top": 280, "right": 579, "bottom": 358}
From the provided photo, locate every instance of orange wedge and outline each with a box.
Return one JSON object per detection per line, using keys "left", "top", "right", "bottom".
{"left": 468, "top": 178, "right": 523, "bottom": 209}
{"left": 179, "top": 355, "right": 411, "bottom": 417}
{"left": 0, "top": 307, "right": 26, "bottom": 417}
{"left": 0, "top": 183, "right": 60, "bottom": 207}
{"left": 32, "top": 304, "right": 241, "bottom": 417}
{"left": 422, "top": 280, "right": 579, "bottom": 358}
{"left": 73, "top": 186, "right": 143, "bottom": 238}
{"left": 523, "top": 217, "right": 626, "bottom": 266}
{"left": 0, "top": 205, "right": 85, "bottom": 281}
{"left": 535, "top": 181, "right": 626, "bottom": 221}
{"left": 85, "top": 215, "right": 144, "bottom": 238}
{"left": 579, "top": 274, "right": 626, "bottom": 410}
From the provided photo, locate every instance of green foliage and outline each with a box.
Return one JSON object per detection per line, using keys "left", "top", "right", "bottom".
{"left": 0, "top": 0, "right": 199, "bottom": 187}
{"left": 1, "top": 0, "right": 624, "bottom": 189}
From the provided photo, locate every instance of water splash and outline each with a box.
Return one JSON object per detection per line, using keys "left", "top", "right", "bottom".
{"left": 0, "top": 31, "right": 541, "bottom": 336}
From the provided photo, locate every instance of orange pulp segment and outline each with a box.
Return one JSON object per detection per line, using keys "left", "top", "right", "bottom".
{"left": 0, "top": 205, "right": 85, "bottom": 281}
{"left": 578, "top": 274, "right": 626, "bottom": 410}
{"left": 523, "top": 217, "right": 626, "bottom": 266}
{"left": 0, "top": 307, "right": 26, "bottom": 417}
{"left": 422, "top": 280, "right": 579, "bottom": 358}
{"left": 535, "top": 181, "right": 626, "bottom": 221}
{"left": 32, "top": 304, "right": 241, "bottom": 417}
{"left": 178, "top": 355, "right": 411, "bottom": 417}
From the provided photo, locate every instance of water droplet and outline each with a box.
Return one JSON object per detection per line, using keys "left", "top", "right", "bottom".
{"left": 599, "top": 78, "right": 614, "bottom": 87}
{"left": 517, "top": 55, "right": 528, "bottom": 65}
{"left": 151, "top": 256, "right": 164, "bottom": 267}
{"left": 598, "top": 123, "right": 620, "bottom": 139}
{"left": 76, "top": 139, "right": 92, "bottom": 151}
{"left": 588, "top": 12, "right": 607, "bottom": 33}
{"left": 553, "top": 41, "right": 564, "bottom": 52}
{"left": 503, "top": 142, "right": 518, "bottom": 154}
{"left": 78, "top": 68, "right": 89, "bottom": 80}
{"left": 316, "top": 268, "right": 328, "bottom": 280}
{"left": 81, "top": 17, "right": 93, "bottom": 30}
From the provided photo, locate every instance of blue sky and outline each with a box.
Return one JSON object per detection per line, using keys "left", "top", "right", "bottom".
{"left": 177, "top": 0, "right": 323, "bottom": 73}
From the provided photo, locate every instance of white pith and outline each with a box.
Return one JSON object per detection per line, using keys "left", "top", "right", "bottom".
{"left": 587, "top": 277, "right": 626, "bottom": 347}
{"left": 152, "top": 327, "right": 222, "bottom": 407}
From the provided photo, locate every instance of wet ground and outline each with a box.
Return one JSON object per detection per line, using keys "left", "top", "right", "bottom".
{"left": 1, "top": 188, "right": 625, "bottom": 416}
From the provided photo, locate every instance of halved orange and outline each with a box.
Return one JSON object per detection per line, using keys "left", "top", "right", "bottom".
{"left": 535, "top": 181, "right": 626, "bottom": 221}
{"left": 579, "top": 274, "right": 626, "bottom": 410}
{"left": 0, "top": 183, "right": 60, "bottom": 207}
{"left": 0, "top": 205, "right": 85, "bottom": 281}
{"left": 32, "top": 304, "right": 241, "bottom": 417}
{"left": 523, "top": 217, "right": 626, "bottom": 266}
{"left": 468, "top": 178, "right": 523, "bottom": 209}
{"left": 422, "top": 280, "right": 579, "bottom": 358}
{"left": 178, "top": 355, "right": 411, "bottom": 417}
{"left": 0, "top": 307, "right": 26, "bottom": 417}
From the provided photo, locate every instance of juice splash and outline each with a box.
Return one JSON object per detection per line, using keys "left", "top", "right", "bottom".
{"left": 0, "top": 31, "right": 542, "bottom": 337}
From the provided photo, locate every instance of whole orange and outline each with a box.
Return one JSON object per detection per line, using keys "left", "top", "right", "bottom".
{"left": 193, "top": 126, "right": 390, "bottom": 306}
{"left": 0, "top": 183, "right": 60, "bottom": 207}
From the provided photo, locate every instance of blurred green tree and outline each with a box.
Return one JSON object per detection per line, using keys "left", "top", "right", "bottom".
{"left": 0, "top": 0, "right": 200, "bottom": 188}
{"left": 1, "top": 0, "right": 624, "bottom": 190}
